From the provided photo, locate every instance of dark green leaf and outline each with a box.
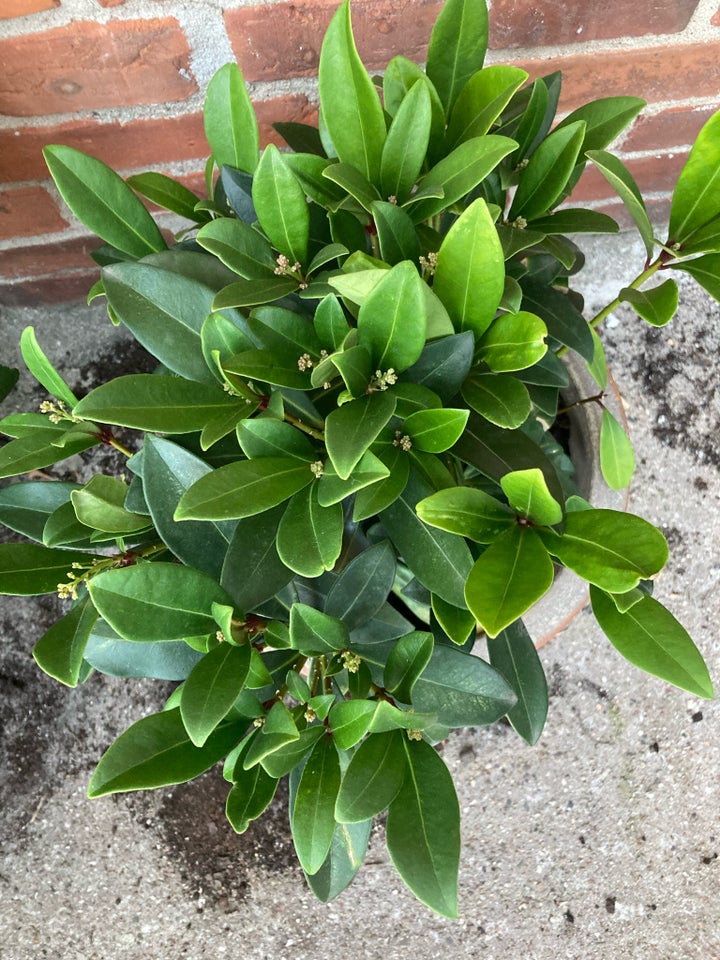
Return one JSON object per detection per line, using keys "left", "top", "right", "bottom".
{"left": 556, "top": 96, "right": 645, "bottom": 154}
{"left": 672, "top": 253, "right": 720, "bottom": 302}
{"left": 213, "top": 277, "right": 299, "bottom": 310}
{"left": 305, "top": 818, "right": 372, "bottom": 903}
{"left": 401, "top": 332, "right": 475, "bottom": 402}
{"left": 292, "top": 734, "right": 342, "bottom": 875}
{"left": 33, "top": 595, "right": 98, "bottom": 687}
{"left": 0, "top": 543, "right": 95, "bottom": 596}
{"left": 180, "top": 643, "right": 251, "bottom": 746}
{"left": 0, "top": 428, "right": 98, "bottom": 480}
{"left": 372, "top": 201, "right": 421, "bottom": 266}
{"left": 260, "top": 726, "right": 325, "bottom": 778}
{"left": 289, "top": 604, "right": 349, "bottom": 656}
{"left": 528, "top": 208, "right": 619, "bottom": 235}
{"left": 487, "top": 619, "right": 548, "bottom": 745}
{"left": 324, "top": 540, "right": 396, "bottom": 628}
{"left": 83, "top": 623, "right": 203, "bottom": 680}
{"left": 384, "top": 631, "right": 434, "bottom": 703}
{"left": 521, "top": 278, "right": 594, "bottom": 360}
{"left": 335, "top": 730, "right": 406, "bottom": 823}
{"left": 127, "top": 171, "right": 206, "bottom": 221}
{"left": 276, "top": 484, "right": 343, "bottom": 577}
{"left": 325, "top": 392, "right": 397, "bottom": 480}
{"left": 0, "top": 364, "right": 18, "bottom": 403}
{"left": 509, "top": 121, "right": 586, "bottom": 221}
{"left": 0, "top": 480, "right": 79, "bottom": 543}
{"left": 226, "top": 762, "right": 279, "bottom": 834}
{"left": 316, "top": 450, "right": 389, "bottom": 506}
{"left": 196, "top": 218, "right": 277, "bottom": 279}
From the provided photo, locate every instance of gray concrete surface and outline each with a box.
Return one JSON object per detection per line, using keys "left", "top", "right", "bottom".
{"left": 0, "top": 234, "right": 718, "bottom": 959}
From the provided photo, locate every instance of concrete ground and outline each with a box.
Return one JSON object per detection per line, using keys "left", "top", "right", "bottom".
{"left": 0, "top": 234, "right": 718, "bottom": 959}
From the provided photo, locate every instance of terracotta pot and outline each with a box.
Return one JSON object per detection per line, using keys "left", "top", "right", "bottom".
{"left": 523, "top": 355, "right": 630, "bottom": 648}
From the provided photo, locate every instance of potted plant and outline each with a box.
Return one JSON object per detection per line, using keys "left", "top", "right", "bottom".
{"left": 0, "top": 0, "right": 716, "bottom": 918}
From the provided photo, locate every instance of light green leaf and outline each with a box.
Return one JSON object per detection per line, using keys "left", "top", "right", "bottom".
{"left": 586, "top": 150, "right": 654, "bottom": 258}
{"left": 462, "top": 371, "right": 531, "bottom": 428}
{"left": 276, "top": 484, "right": 343, "bottom": 577}
{"left": 431, "top": 594, "right": 476, "bottom": 646}
{"left": 253, "top": 144, "right": 310, "bottom": 265}
{"left": 477, "top": 311, "right": 548, "bottom": 372}
{"left": 417, "top": 486, "right": 515, "bottom": 542}
{"left": 487, "top": 619, "right": 548, "bottom": 745}
{"left": 380, "top": 80, "right": 432, "bottom": 202}
{"left": 328, "top": 700, "right": 377, "bottom": 750}
{"left": 371, "top": 201, "right": 421, "bottom": 266}
{"left": 203, "top": 62, "right": 259, "bottom": 174}
{"left": 587, "top": 327, "right": 608, "bottom": 389}
{"left": 500, "top": 468, "right": 563, "bottom": 526}
{"left": 43, "top": 145, "right": 165, "bottom": 258}
{"left": 180, "top": 642, "right": 251, "bottom": 746}
{"left": 213, "top": 277, "right": 299, "bottom": 310}
{"left": 386, "top": 737, "right": 460, "bottom": 918}
{"left": 71, "top": 475, "right": 150, "bottom": 534}
{"left": 447, "top": 65, "right": 528, "bottom": 147}
{"left": 357, "top": 261, "right": 427, "bottom": 373}
{"left": 509, "top": 121, "right": 586, "bottom": 221}
{"left": 426, "top": 0, "right": 488, "bottom": 114}
{"left": 127, "top": 171, "right": 206, "bottom": 222}
{"left": 292, "top": 735, "right": 342, "bottom": 875}
{"left": 591, "top": 587, "right": 713, "bottom": 699}
{"left": 557, "top": 96, "right": 646, "bottom": 154}
{"left": 672, "top": 253, "right": 720, "bottom": 302}
{"left": 600, "top": 410, "right": 635, "bottom": 490}
{"left": 316, "top": 450, "right": 390, "bottom": 507}
{"left": 335, "top": 730, "right": 406, "bottom": 823}
{"left": 465, "top": 525, "right": 554, "bottom": 638}
{"left": 403, "top": 408, "right": 468, "bottom": 453}
{"left": 620, "top": 280, "right": 679, "bottom": 326}
{"left": 196, "top": 217, "right": 277, "bottom": 279}
{"left": 20, "top": 327, "right": 78, "bottom": 409}
{"left": 325, "top": 392, "right": 397, "bottom": 480}
{"left": 669, "top": 111, "right": 720, "bottom": 244}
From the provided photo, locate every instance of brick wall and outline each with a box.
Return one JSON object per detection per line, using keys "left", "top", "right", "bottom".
{"left": 1, "top": 0, "right": 719, "bottom": 305}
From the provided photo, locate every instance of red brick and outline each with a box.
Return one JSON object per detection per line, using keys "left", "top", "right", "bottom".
{"left": 0, "top": 19, "right": 196, "bottom": 118}
{"left": 97, "top": 0, "right": 127, "bottom": 6}
{"left": 0, "top": 186, "right": 68, "bottom": 240}
{"left": 514, "top": 42, "right": 720, "bottom": 112}
{"left": 489, "top": 0, "right": 699, "bottom": 48}
{"left": 225, "top": 0, "right": 443, "bottom": 82}
{"left": 0, "top": 0, "right": 58, "bottom": 18}
{"left": 713, "top": 9, "right": 720, "bottom": 26}
{"left": 621, "top": 105, "right": 717, "bottom": 153}
{"left": 0, "top": 234, "right": 98, "bottom": 282}
{"left": 0, "top": 272, "right": 100, "bottom": 307}
{"left": 0, "top": 95, "right": 316, "bottom": 184}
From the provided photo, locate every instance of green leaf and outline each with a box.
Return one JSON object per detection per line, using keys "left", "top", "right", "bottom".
{"left": 84, "top": 622, "right": 203, "bottom": 680}
{"left": 71, "top": 475, "right": 150, "bottom": 534}
{"left": 180, "top": 642, "right": 251, "bottom": 746}
{"left": 213, "top": 277, "right": 299, "bottom": 310}
{"left": 371, "top": 201, "right": 421, "bottom": 267}
{"left": 203, "top": 62, "right": 259, "bottom": 174}
{"left": 325, "top": 540, "right": 397, "bottom": 629}
{"left": 322, "top": 162, "right": 381, "bottom": 211}
{"left": 289, "top": 604, "right": 349, "bottom": 656}
{"left": 316, "top": 450, "right": 390, "bottom": 506}
{"left": 586, "top": 150, "right": 654, "bottom": 258}
{"left": 403, "top": 408, "right": 469, "bottom": 454}
{"left": 328, "top": 700, "right": 377, "bottom": 750}
{"left": 528, "top": 208, "right": 619, "bottom": 235}
{"left": 237, "top": 419, "right": 316, "bottom": 461}
{"left": 465, "top": 526, "right": 554, "bottom": 638}
{"left": 221, "top": 505, "right": 293, "bottom": 612}
{"left": 276, "top": 484, "right": 343, "bottom": 578}
{"left": 500, "top": 468, "right": 563, "bottom": 526}
{"left": 20, "top": 327, "right": 78, "bottom": 408}
{"left": 381, "top": 471, "right": 473, "bottom": 609}
{"left": 521, "top": 278, "right": 594, "bottom": 360}
{"left": 196, "top": 217, "right": 277, "bottom": 279}
{"left": 325, "top": 392, "right": 397, "bottom": 480}
{"left": 462, "top": 371, "right": 531, "bottom": 428}
{"left": 477, "top": 311, "right": 548, "bottom": 372}
{"left": 600, "top": 410, "right": 635, "bottom": 490}
{"left": 260, "top": 726, "right": 325, "bottom": 779}
{"left": 383, "top": 57, "right": 446, "bottom": 162}
{"left": 417, "top": 486, "right": 515, "bottom": 543}
{"left": 88, "top": 562, "right": 232, "bottom": 642}
{"left": 351, "top": 442, "right": 410, "bottom": 520}
{"left": 304, "top": 818, "right": 372, "bottom": 903}
{"left": 431, "top": 595, "right": 476, "bottom": 646}
{"left": 620, "top": 280, "right": 679, "bottom": 326}
{"left": 292, "top": 734, "right": 342, "bottom": 875}
{"left": 0, "top": 480, "right": 79, "bottom": 543}
{"left": 671, "top": 253, "right": 720, "bottom": 302}
{"left": 541, "top": 509, "right": 668, "bottom": 593}
{"left": 401, "top": 331, "right": 475, "bottom": 402}
{"left": 675, "top": 216, "right": 720, "bottom": 255}
{"left": 226, "top": 762, "right": 279, "bottom": 834}
{"left": 43, "top": 145, "right": 165, "bottom": 258}
{"left": 87, "top": 708, "right": 247, "bottom": 797}
{"left": 243, "top": 701, "right": 300, "bottom": 769}
{"left": 175, "top": 457, "right": 314, "bottom": 521}
{"left": 587, "top": 327, "right": 608, "bottom": 389}
{"left": 356, "top": 261, "right": 427, "bottom": 373}
{"left": 591, "top": 587, "right": 713, "bottom": 699}
{"left": 448, "top": 65, "right": 528, "bottom": 147}
{"left": 32, "top": 595, "right": 98, "bottom": 687}
{"left": 557, "top": 96, "right": 646, "bottom": 154}
{"left": 0, "top": 364, "right": 18, "bottom": 403}
{"left": 426, "top": 0, "right": 488, "bottom": 114}
{"left": 74, "top": 375, "right": 237, "bottom": 433}
{"left": 380, "top": 80, "right": 432, "bottom": 202}
{"left": 384, "top": 631, "right": 434, "bottom": 703}
{"left": 386, "top": 737, "right": 460, "bottom": 918}
{"left": 509, "top": 121, "right": 586, "bottom": 221}
{"left": 142, "top": 436, "right": 235, "bottom": 580}
{"left": 335, "top": 729, "right": 406, "bottom": 823}
{"left": 127, "top": 171, "right": 206, "bottom": 222}
{"left": 669, "top": 112, "right": 720, "bottom": 244}
{"left": 487, "top": 620, "right": 547, "bottom": 745}
{"left": 433, "top": 199, "right": 505, "bottom": 338}
{"left": 318, "top": 0, "right": 386, "bottom": 184}
{"left": 252, "top": 144, "right": 310, "bottom": 265}
{"left": 0, "top": 543, "right": 95, "bottom": 596}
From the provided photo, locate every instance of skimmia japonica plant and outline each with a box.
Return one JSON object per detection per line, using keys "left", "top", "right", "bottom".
{"left": 1, "top": 0, "right": 717, "bottom": 917}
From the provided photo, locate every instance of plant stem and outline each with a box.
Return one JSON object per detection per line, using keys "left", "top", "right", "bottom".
{"left": 588, "top": 258, "right": 663, "bottom": 331}
{"left": 284, "top": 411, "right": 325, "bottom": 441}
{"left": 105, "top": 434, "right": 134, "bottom": 458}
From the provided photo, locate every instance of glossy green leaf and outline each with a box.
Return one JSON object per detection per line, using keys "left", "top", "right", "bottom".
{"left": 541, "top": 509, "right": 668, "bottom": 593}
{"left": 289, "top": 604, "right": 349, "bottom": 656}
{"left": 243, "top": 701, "right": 300, "bottom": 769}
{"left": 465, "top": 526, "right": 554, "bottom": 638}
{"left": 669, "top": 111, "right": 720, "bottom": 244}
{"left": 401, "top": 331, "right": 475, "bottom": 402}
{"left": 42, "top": 500, "right": 98, "bottom": 548}
{"left": 488, "top": 619, "right": 547, "bottom": 744}
{"left": 325, "top": 392, "right": 397, "bottom": 480}
{"left": 447, "top": 65, "right": 528, "bottom": 147}
{"left": 180, "top": 642, "right": 251, "bottom": 746}
{"left": 0, "top": 427, "right": 99, "bottom": 480}
{"left": 316, "top": 450, "right": 388, "bottom": 506}
{"left": 356, "top": 261, "right": 427, "bottom": 373}
{"left": 221, "top": 505, "right": 293, "bottom": 613}
{"left": 328, "top": 343, "right": 372, "bottom": 397}
{"left": 462, "top": 371, "right": 531, "bottom": 428}
{"left": 433, "top": 199, "right": 505, "bottom": 338}
{"left": 324, "top": 540, "right": 396, "bottom": 629}
{"left": 386, "top": 737, "right": 460, "bottom": 918}
{"left": 88, "top": 562, "right": 232, "bottom": 642}
{"left": 20, "top": 327, "right": 78, "bottom": 409}
{"left": 351, "top": 442, "right": 410, "bottom": 520}
{"left": 417, "top": 486, "right": 515, "bottom": 543}
{"left": 528, "top": 208, "right": 620, "bottom": 236}
{"left": 500, "top": 468, "right": 563, "bottom": 526}
{"left": 0, "top": 480, "right": 79, "bottom": 543}
{"left": 84, "top": 621, "right": 203, "bottom": 680}
{"left": 71, "top": 475, "right": 150, "bottom": 534}
{"left": 521, "top": 278, "right": 594, "bottom": 360}
{"left": 380, "top": 80, "right": 432, "bottom": 201}
{"left": 403, "top": 408, "right": 468, "bottom": 453}
{"left": 477, "top": 311, "right": 548, "bottom": 372}
{"left": 372, "top": 201, "right": 421, "bottom": 267}
{"left": 276, "top": 484, "right": 343, "bottom": 577}
{"left": 426, "top": 0, "right": 488, "bottom": 113}
{"left": 87, "top": 707, "right": 247, "bottom": 797}
{"left": 675, "top": 216, "right": 720, "bottom": 255}
{"left": 586, "top": 150, "right": 654, "bottom": 258}
{"left": 74, "top": 375, "right": 236, "bottom": 434}
{"left": 509, "top": 121, "right": 586, "bottom": 221}
{"left": 322, "top": 162, "right": 380, "bottom": 211}
{"left": 237, "top": 419, "right": 316, "bottom": 462}
{"left": 672, "top": 253, "right": 720, "bottom": 302}
{"left": 127, "top": 171, "right": 206, "bottom": 221}
{"left": 260, "top": 726, "right": 326, "bottom": 779}
{"left": 620, "top": 279, "right": 679, "bottom": 326}
{"left": 196, "top": 217, "right": 277, "bottom": 279}
{"left": 318, "top": 0, "right": 386, "bottom": 184}
{"left": 292, "top": 734, "right": 342, "bottom": 875}
{"left": 335, "top": 729, "right": 406, "bottom": 824}
{"left": 175, "top": 457, "right": 314, "bottom": 521}
{"left": 305, "top": 818, "right": 372, "bottom": 903}
{"left": 600, "top": 410, "right": 635, "bottom": 490}
{"left": 253, "top": 144, "right": 310, "bottom": 265}
{"left": 384, "top": 57, "right": 446, "bottom": 161}
{"left": 0, "top": 543, "right": 94, "bottom": 596}
{"left": 381, "top": 471, "right": 473, "bottom": 609}
{"left": 557, "top": 96, "right": 645, "bottom": 154}
{"left": 226, "top": 762, "right": 279, "bottom": 834}
{"left": 431, "top": 595, "right": 476, "bottom": 646}
{"left": 328, "top": 700, "right": 377, "bottom": 750}
{"left": 384, "top": 631, "right": 434, "bottom": 704}
{"left": 587, "top": 327, "right": 608, "bottom": 389}
{"left": 213, "top": 277, "right": 299, "bottom": 310}
{"left": 43, "top": 145, "right": 165, "bottom": 257}
{"left": 591, "top": 587, "right": 713, "bottom": 699}
{"left": 203, "top": 62, "right": 259, "bottom": 174}
{"left": 32, "top": 595, "right": 98, "bottom": 687}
